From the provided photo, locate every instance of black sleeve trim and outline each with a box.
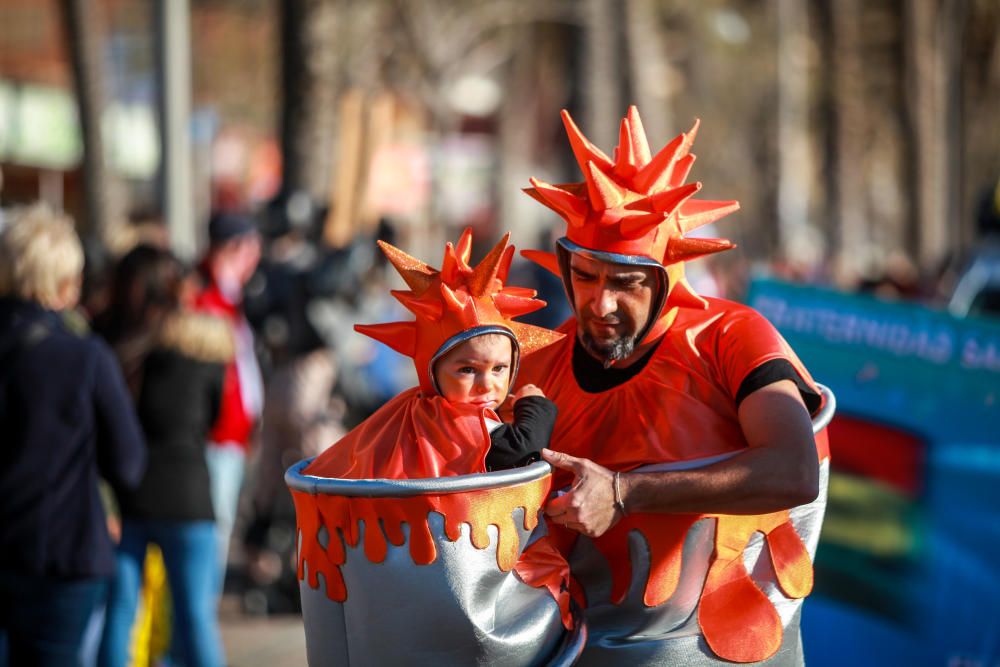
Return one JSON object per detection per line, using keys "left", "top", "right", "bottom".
{"left": 735, "top": 358, "right": 822, "bottom": 415}
{"left": 485, "top": 396, "right": 558, "bottom": 471}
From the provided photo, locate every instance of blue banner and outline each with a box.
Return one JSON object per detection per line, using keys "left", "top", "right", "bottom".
{"left": 745, "top": 278, "right": 1000, "bottom": 666}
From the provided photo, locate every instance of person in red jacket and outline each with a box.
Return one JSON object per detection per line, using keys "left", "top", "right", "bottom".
{"left": 194, "top": 212, "right": 263, "bottom": 592}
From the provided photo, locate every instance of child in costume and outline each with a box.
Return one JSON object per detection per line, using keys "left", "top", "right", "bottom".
{"left": 290, "top": 231, "right": 579, "bottom": 666}
{"left": 304, "top": 228, "right": 564, "bottom": 480}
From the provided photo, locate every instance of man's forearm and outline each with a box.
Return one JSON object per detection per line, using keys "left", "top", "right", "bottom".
{"left": 621, "top": 381, "right": 820, "bottom": 516}
{"left": 619, "top": 445, "right": 819, "bottom": 515}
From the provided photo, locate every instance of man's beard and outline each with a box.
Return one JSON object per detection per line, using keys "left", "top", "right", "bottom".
{"left": 580, "top": 329, "right": 637, "bottom": 369}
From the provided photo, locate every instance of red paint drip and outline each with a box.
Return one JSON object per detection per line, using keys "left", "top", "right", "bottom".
{"left": 568, "top": 509, "right": 813, "bottom": 664}
{"left": 292, "top": 476, "right": 551, "bottom": 604}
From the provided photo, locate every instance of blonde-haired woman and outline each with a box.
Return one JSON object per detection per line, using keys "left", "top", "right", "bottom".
{"left": 0, "top": 204, "right": 146, "bottom": 667}
{"left": 0, "top": 203, "right": 84, "bottom": 310}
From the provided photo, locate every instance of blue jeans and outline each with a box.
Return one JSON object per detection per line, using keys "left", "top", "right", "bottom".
{"left": 98, "top": 520, "right": 223, "bottom": 667}
{"left": 205, "top": 443, "right": 246, "bottom": 594}
{"left": 0, "top": 570, "right": 107, "bottom": 667}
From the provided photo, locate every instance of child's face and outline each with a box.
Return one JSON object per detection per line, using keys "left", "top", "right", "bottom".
{"left": 433, "top": 334, "right": 513, "bottom": 409}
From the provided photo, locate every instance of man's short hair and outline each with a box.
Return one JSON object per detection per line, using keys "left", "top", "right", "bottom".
{"left": 0, "top": 203, "right": 84, "bottom": 309}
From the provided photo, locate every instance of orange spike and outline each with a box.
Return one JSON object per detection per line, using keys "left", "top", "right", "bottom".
{"left": 667, "top": 278, "right": 709, "bottom": 309}
{"left": 469, "top": 232, "right": 511, "bottom": 296}
{"left": 494, "top": 292, "right": 546, "bottom": 318}
{"left": 668, "top": 153, "right": 697, "bottom": 188}
{"left": 677, "top": 199, "right": 741, "bottom": 234}
{"left": 455, "top": 227, "right": 473, "bottom": 267}
{"left": 585, "top": 162, "right": 629, "bottom": 211}
{"left": 664, "top": 119, "right": 700, "bottom": 186}
{"left": 648, "top": 182, "right": 702, "bottom": 217}
{"left": 634, "top": 118, "right": 700, "bottom": 194}
{"left": 561, "top": 109, "right": 614, "bottom": 174}
{"left": 685, "top": 117, "right": 701, "bottom": 145}
{"left": 664, "top": 237, "right": 736, "bottom": 264}
{"left": 497, "top": 245, "right": 515, "bottom": 283}
{"left": 391, "top": 290, "right": 443, "bottom": 321}
{"left": 520, "top": 249, "right": 561, "bottom": 277}
{"left": 613, "top": 117, "right": 637, "bottom": 179}
{"left": 500, "top": 286, "right": 538, "bottom": 300}
{"left": 509, "top": 322, "right": 565, "bottom": 355}
{"left": 619, "top": 211, "right": 668, "bottom": 238}
{"left": 627, "top": 106, "right": 652, "bottom": 167}
{"left": 440, "top": 243, "right": 462, "bottom": 284}
{"left": 354, "top": 322, "right": 417, "bottom": 358}
{"left": 633, "top": 131, "right": 685, "bottom": 194}
{"left": 439, "top": 282, "right": 467, "bottom": 313}
{"left": 377, "top": 240, "right": 437, "bottom": 293}
{"left": 528, "top": 179, "right": 589, "bottom": 225}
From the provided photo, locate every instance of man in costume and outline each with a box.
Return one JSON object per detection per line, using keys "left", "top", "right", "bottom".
{"left": 515, "top": 106, "right": 830, "bottom": 665}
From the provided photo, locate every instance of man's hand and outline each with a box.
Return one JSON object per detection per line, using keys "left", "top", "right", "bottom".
{"left": 542, "top": 448, "right": 621, "bottom": 537}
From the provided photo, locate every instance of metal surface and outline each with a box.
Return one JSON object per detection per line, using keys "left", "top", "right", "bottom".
{"left": 291, "top": 461, "right": 583, "bottom": 666}
{"left": 286, "top": 459, "right": 551, "bottom": 497}
{"left": 812, "top": 384, "right": 836, "bottom": 434}
{"left": 570, "top": 460, "right": 830, "bottom": 666}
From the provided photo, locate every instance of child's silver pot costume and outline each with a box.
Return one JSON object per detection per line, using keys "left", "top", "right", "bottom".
{"left": 286, "top": 460, "right": 585, "bottom": 666}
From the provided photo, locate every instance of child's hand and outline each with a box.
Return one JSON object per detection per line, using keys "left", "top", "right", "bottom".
{"left": 512, "top": 384, "right": 545, "bottom": 402}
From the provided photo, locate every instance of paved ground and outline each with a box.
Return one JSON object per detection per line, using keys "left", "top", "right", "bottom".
{"left": 220, "top": 610, "right": 307, "bottom": 667}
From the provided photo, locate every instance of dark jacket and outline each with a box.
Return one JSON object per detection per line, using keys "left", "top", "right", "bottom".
{"left": 0, "top": 298, "right": 146, "bottom": 578}
{"left": 118, "top": 312, "right": 231, "bottom": 522}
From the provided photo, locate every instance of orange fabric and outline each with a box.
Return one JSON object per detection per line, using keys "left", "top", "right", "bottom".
{"left": 516, "top": 302, "right": 826, "bottom": 663}
{"left": 699, "top": 545, "right": 781, "bottom": 662}
{"left": 304, "top": 388, "right": 494, "bottom": 479}
{"left": 516, "top": 301, "right": 823, "bottom": 479}
{"left": 514, "top": 536, "right": 575, "bottom": 629}
{"left": 525, "top": 108, "right": 739, "bottom": 271}
{"left": 699, "top": 512, "right": 813, "bottom": 663}
{"left": 292, "top": 475, "right": 551, "bottom": 601}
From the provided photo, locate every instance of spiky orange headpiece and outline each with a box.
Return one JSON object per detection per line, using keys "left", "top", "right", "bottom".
{"left": 523, "top": 106, "right": 740, "bottom": 316}
{"left": 356, "top": 229, "right": 564, "bottom": 394}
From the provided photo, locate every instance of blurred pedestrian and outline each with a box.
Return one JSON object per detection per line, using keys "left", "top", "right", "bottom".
{"left": 194, "top": 212, "right": 263, "bottom": 593}
{"left": 0, "top": 204, "right": 146, "bottom": 667}
{"left": 95, "top": 245, "right": 231, "bottom": 667}
{"left": 240, "top": 219, "right": 344, "bottom": 607}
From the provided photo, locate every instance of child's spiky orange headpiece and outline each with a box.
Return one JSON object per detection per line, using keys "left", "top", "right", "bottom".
{"left": 523, "top": 106, "right": 740, "bottom": 318}
{"left": 356, "top": 229, "right": 563, "bottom": 394}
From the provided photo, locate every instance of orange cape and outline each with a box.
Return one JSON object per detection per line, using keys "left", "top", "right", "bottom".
{"left": 296, "top": 389, "right": 575, "bottom": 629}
{"left": 304, "top": 388, "right": 495, "bottom": 480}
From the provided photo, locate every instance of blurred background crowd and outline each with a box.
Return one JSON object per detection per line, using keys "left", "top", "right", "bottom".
{"left": 0, "top": 1, "right": 998, "bottom": 666}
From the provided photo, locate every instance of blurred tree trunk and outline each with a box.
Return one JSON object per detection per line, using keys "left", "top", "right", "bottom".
{"left": 498, "top": 23, "right": 572, "bottom": 242}
{"left": 775, "top": 0, "right": 816, "bottom": 265}
{"left": 903, "top": 0, "right": 967, "bottom": 273}
{"left": 280, "top": 0, "right": 338, "bottom": 205}
{"left": 961, "top": 0, "right": 1000, "bottom": 254}
{"left": 154, "top": 0, "right": 196, "bottom": 260}
{"left": 624, "top": 0, "right": 671, "bottom": 142}
{"left": 59, "top": 0, "right": 125, "bottom": 246}
{"left": 824, "top": 0, "right": 868, "bottom": 281}
{"left": 580, "top": 0, "right": 625, "bottom": 150}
